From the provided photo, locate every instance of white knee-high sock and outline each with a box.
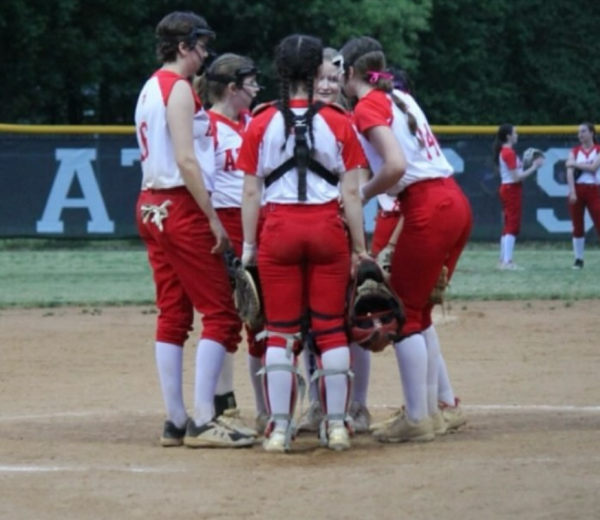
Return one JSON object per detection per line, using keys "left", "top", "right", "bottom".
{"left": 503, "top": 234, "right": 516, "bottom": 263}
{"left": 321, "top": 347, "right": 351, "bottom": 428}
{"left": 499, "top": 235, "right": 506, "bottom": 263}
{"left": 193, "top": 339, "right": 227, "bottom": 426}
{"left": 248, "top": 354, "right": 267, "bottom": 416}
{"left": 393, "top": 334, "right": 428, "bottom": 423}
{"left": 350, "top": 342, "right": 370, "bottom": 406}
{"left": 573, "top": 237, "right": 585, "bottom": 260}
{"left": 422, "top": 326, "right": 440, "bottom": 416}
{"left": 423, "top": 325, "right": 456, "bottom": 406}
{"left": 155, "top": 342, "right": 187, "bottom": 428}
{"left": 265, "top": 347, "right": 294, "bottom": 430}
{"left": 302, "top": 348, "right": 319, "bottom": 403}
{"left": 215, "top": 352, "right": 235, "bottom": 396}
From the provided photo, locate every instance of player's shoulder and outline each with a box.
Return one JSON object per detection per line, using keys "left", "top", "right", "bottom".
{"left": 251, "top": 101, "right": 279, "bottom": 119}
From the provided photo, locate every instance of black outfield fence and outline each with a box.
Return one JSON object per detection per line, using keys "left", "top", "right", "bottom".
{"left": 0, "top": 124, "right": 594, "bottom": 240}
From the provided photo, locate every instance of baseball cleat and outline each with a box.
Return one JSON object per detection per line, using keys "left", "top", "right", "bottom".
{"left": 439, "top": 398, "right": 467, "bottom": 432}
{"left": 183, "top": 419, "right": 255, "bottom": 448}
{"left": 216, "top": 408, "right": 258, "bottom": 438}
{"left": 160, "top": 419, "right": 189, "bottom": 447}
{"left": 262, "top": 428, "right": 288, "bottom": 453}
{"left": 349, "top": 401, "right": 372, "bottom": 434}
{"left": 372, "top": 409, "right": 435, "bottom": 443}
{"left": 327, "top": 425, "right": 351, "bottom": 451}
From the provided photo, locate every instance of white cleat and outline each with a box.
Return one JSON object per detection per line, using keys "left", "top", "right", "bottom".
{"left": 262, "top": 428, "right": 288, "bottom": 453}
{"left": 327, "top": 425, "right": 351, "bottom": 451}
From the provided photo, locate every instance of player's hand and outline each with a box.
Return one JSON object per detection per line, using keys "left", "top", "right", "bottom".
{"left": 568, "top": 191, "right": 577, "bottom": 204}
{"left": 209, "top": 217, "right": 230, "bottom": 254}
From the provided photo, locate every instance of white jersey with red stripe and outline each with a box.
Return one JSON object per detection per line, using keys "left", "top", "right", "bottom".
{"left": 499, "top": 146, "right": 522, "bottom": 184}
{"left": 236, "top": 100, "right": 368, "bottom": 204}
{"left": 134, "top": 69, "right": 214, "bottom": 191}
{"left": 572, "top": 144, "right": 600, "bottom": 184}
{"left": 354, "top": 89, "right": 453, "bottom": 195}
{"left": 208, "top": 110, "right": 251, "bottom": 208}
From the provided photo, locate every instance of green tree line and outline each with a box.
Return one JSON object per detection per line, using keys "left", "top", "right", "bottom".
{"left": 1, "top": 0, "right": 597, "bottom": 125}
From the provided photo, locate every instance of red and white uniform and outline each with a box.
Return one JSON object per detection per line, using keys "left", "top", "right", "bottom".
{"left": 134, "top": 69, "right": 239, "bottom": 350}
{"left": 209, "top": 109, "right": 264, "bottom": 357}
{"left": 354, "top": 89, "right": 472, "bottom": 335}
{"left": 135, "top": 70, "right": 214, "bottom": 191}
{"left": 498, "top": 146, "right": 523, "bottom": 236}
{"left": 237, "top": 99, "right": 368, "bottom": 351}
{"left": 568, "top": 144, "right": 600, "bottom": 238}
{"left": 371, "top": 194, "right": 401, "bottom": 256}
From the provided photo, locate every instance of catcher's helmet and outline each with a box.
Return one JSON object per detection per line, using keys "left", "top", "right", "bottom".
{"left": 347, "top": 259, "right": 405, "bottom": 352}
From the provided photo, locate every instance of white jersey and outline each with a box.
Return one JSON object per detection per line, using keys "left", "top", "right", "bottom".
{"left": 498, "top": 146, "right": 522, "bottom": 184}
{"left": 209, "top": 110, "right": 251, "bottom": 208}
{"left": 237, "top": 100, "right": 368, "bottom": 205}
{"left": 571, "top": 144, "right": 600, "bottom": 185}
{"left": 355, "top": 89, "right": 453, "bottom": 195}
{"left": 134, "top": 69, "right": 214, "bottom": 191}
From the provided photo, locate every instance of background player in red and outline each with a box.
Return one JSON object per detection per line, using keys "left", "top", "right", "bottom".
{"left": 565, "top": 122, "right": 600, "bottom": 269}
{"left": 197, "top": 53, "right": 268, "bottom": 434}
{"left": 493, "top": 124, "right": 544, "bottom": 270}
{"left": 238, "top": 34, "right": 369, "bottom": 452}
{"left": 134, "top": 11, "right": 253, "bottom": 449}
{"left": 340, "top": 36, "right": 472, "bottom": 443}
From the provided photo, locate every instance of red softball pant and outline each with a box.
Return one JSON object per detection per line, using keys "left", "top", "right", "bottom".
{"left": 568, "top": 184, "right": 600, "bottom": 238}
{"left": 499, "top": 182, "right": 523, "bottom": 236}
{"left": 371, "top": 210, "right": 402, "bottom": 256}
{"left": 391, "top": 178, "right": 472, "bottom": 335}
{"left": 136, "top": 188, "right": 240, "bottom": 351}
{"left": 216, "top": 207, "right": 265, "bottom": 357}
{"left": 257, "top": 201, "right": 350, "bottom": 353}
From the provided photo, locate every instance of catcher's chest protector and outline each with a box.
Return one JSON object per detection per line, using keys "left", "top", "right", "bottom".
{"left": 347, "top": 259, "right": 405, "bottom": 352}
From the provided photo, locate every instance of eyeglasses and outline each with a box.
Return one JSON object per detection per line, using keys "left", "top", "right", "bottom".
{"left": 242, "top": 81, "right": 262, "bottom": 90}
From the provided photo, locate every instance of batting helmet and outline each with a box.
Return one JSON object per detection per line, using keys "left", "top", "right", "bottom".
{"left": 347, "top": 258, "right": 405, "bottom": 352}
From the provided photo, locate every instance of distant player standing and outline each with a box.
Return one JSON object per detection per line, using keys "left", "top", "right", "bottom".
{"left": 493, "top": 124, "right": 544, "bottom": 270}
{"left": 565, "top": 122, "right": 600, "bottom": 269}
{"left": 134, "top": 11, "right": 253, "bottom": 448}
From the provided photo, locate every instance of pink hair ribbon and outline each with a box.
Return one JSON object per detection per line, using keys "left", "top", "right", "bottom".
{"left": 367, "top": 71, "right": 394, "bottom": 83}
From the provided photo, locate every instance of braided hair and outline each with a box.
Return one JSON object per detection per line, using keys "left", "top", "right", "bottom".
{"left": 274, "top": 35, "right": 323, "bottom": 151}
{"left": 340, "top": 36, "right": 419, "bottom": 138}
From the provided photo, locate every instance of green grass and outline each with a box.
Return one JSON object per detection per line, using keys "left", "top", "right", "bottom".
{"left": 0, "top": 242, "right": 599, "bottom": 308}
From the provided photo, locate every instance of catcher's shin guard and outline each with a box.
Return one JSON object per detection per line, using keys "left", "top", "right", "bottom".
{"left": 257, "top": 333, "right": 306, "bottom": 450}
{"left": 312, "top": 356, "right": 354, "bottom": 446}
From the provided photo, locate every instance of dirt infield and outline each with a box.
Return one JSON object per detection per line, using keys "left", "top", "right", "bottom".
{"left": 1, "top": 301, "right": 599, "bottom": 520}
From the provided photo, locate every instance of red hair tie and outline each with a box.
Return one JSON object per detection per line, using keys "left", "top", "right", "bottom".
{"left": 367, "top": 71, "right": 394, "bottom": 83}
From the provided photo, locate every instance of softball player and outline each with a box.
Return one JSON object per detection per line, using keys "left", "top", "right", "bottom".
{"left": 493, "top": 124, "right": 544, "bottom": 270}
{"left": 197, "top": 53, "right": 268, "bottom": 434}
{"left": 565, "top": 122, "right": 600, "bottom": 269}
{"left": 237, "top": 34, "right": 369, "bottom": 452}
{"left": 340, "top": 36, "right": 473, "bottom": 443}
{"left": 134, "top": 11, "right": 253, "bottom": 449}
{"left": 297, "top": 47, "right": 373, "bottom": 435}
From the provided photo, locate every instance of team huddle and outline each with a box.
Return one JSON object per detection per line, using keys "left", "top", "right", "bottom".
{"left": 134, "top": 10, "right": 471, "bottom": 453}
